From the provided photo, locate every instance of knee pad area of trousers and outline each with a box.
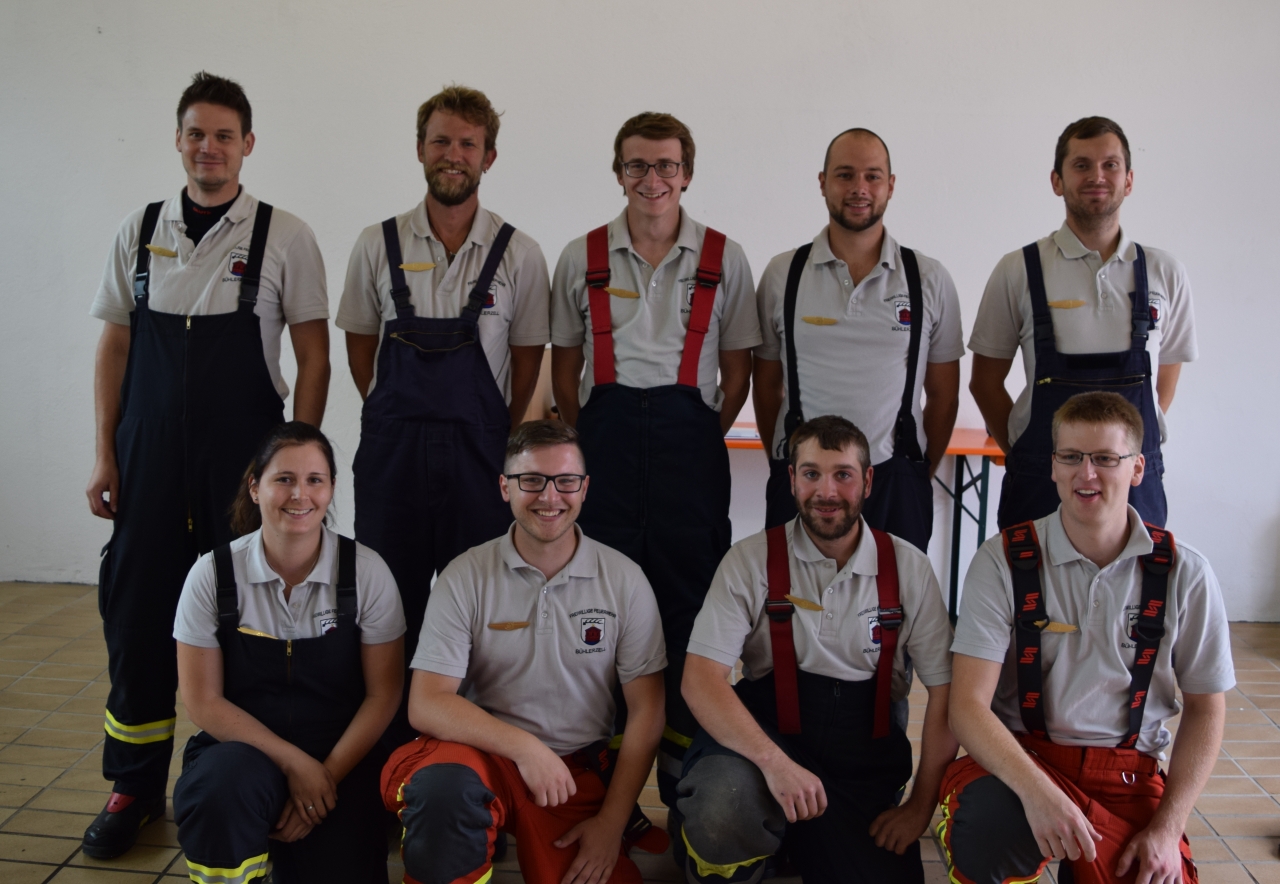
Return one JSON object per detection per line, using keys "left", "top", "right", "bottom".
{"left": 943, "top": 775, "right": 1044, "bottom": 883}
{"left": 400, "top": 763, "right": 496, "bottom": 884}
{"left": 678, "top": 755, "right": 783, "bottom": 866}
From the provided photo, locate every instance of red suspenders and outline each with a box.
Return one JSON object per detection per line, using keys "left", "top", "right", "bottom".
{"left": 764, "top": 524, "right": 903, "bottom": 738}
{"left": 583, "top": 224, "right": 726, "bottom": 389}
{"left": 1001, "top": 520, "right": 1174, "bottom": 748}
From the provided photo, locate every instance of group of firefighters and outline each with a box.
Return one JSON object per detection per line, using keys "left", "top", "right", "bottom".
{"left": 81, "top": 71, "right": 1227, "bottom": 884}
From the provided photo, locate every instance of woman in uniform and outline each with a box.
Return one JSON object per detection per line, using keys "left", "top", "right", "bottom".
{"left": 171, "top": 422, "right": 405, "bottom": 884}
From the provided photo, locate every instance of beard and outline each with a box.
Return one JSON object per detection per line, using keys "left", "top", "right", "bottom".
{"left": 426, "top": 161, "right": 482, "bottom": 207}
{"left": 828, "top": 200, "right": 885, "bottom": 233}
{"left": 797, "top": 493, "right": 862, "bottom": 542}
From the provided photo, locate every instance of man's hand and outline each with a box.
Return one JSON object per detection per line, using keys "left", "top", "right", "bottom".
{"left": 86, "top": 456, "right": 119, "bottom": 519}
{"left": 554, "top": 814, "right": 624, "bottom": 884}
{"left": 1116, "top": 824, "right": 1184, "bottom": 884}
{"left": 760, "top": 755, "right": 827, "bottom": 822}
{"left": 515, "top": 741, "right": 577, "bottom": 808}
{"left": 869, "top": 794, "right": 935, "bottom": 855}
{"left": 1022, "top": 782, "right": 1101, "bottom": 862}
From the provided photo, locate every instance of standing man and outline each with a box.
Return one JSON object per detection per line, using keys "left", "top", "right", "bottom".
{"left": 84, "top": 72, "right": 331, "bottom": 858}
{"left": 941, "top": 392, "right": 1230, "bottom": 884}
{"left": 755, "top": 128, "right": 964, "bottom": 552}
{"left": 677, "top": 416, "right": 957, "bottom": 882}
{"left": 969, "top": 117, "right": 1198, "bottom": 529}
{"left": 338, "top": 85, "right": 551, "bottom": 676}
{"left": 382, "top": 420, "right": 667, "bottom": 884}
{"left": 550, "top": 112, "right": 761, "bottom": 807}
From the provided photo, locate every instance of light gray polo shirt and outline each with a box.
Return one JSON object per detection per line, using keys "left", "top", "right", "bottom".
{"left": 412, "top": 524, "right": 667, "bottom": 756}
{"left": 550, "top": 208, "right": 761, "bottom": 411}
{"left": 91, "top": 190, "right": 330, "bottom": 400}
{"left": 968, "top": 224, "right": 1198, "bottom": 447}
{"left": 688, "top": 518, "right": 953, "bottom": 701}
{"left": 336, "top": 202, "right": 551, "bottom": 401}
{"left": 174, "top": 527, "right": 406, "bottom": 647}
{"left": 755, "top": 227, "right": 965, "bottom": 463}
{"left": 952, "top": 507, "right": 1233, "bottom": 760}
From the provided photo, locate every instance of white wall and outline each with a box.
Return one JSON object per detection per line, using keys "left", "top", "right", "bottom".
{"left": 2, "top": 1, "right": 1277, "bottom": 618}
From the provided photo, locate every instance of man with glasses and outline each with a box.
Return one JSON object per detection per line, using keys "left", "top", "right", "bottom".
{"left": 550, "top": 112, "right": 761, "bottom": 807}
{"left": 941, "top": 392, "right": 1230, "bottom": 884}
{"left": 968, "top": 116, "right": 1198, "bottom": 530}
{"left": 753, "top": 128, "right": 964, "bottom": 552}
{"left": 383, "top": 420, "right": 668, "bottom": 884}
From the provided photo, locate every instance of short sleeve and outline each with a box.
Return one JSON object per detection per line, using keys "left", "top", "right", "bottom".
{"left": 354, "top": 545, "right": 406, "bottom": 645}
{"left": 173, "top": 552, "right": 222, "bottom": 649}
{"left": 716, "top": 240, "right": 762, "bottom": 351}
{"left": 410, "top": 563, "right": 475, "bottom": 678}
{"left": 614, "top": 566, "right": 667, "bottom": 684}
{"left": 1155, "top": 256, "right": 1198, "bottom": 365}
{"left": 277, "top": 222, "right": 329, "bottom": 325}
{"left": 898, "top": 542, "right": 954, "bottom": 686}
{"left": 925, "top": 260, "right": 966, "bottom": 364}
{"left": 687, "top": 541, "right": 764, "bottom": 668}
{"left": 753, "top": 251, "right": 789, "bottom": 362}
{"left": 506, "top": 239, "right": 552, "bottom": 347}
{"left": 90, "top": 207, "right": 144, "bottom": 326}
{"left": 967, "top": 251, "right": 1025, "bottom": 360}
{"left": 336, "top": 226, "right": 386, "bottom": 336}
{"left": 1169, "top": 548, "right": 1235, "bottom": 695}
{"left": 550, "top": 239, "right": 588, "bottom": 348}
{"left": 950, "top": 538, "right": 1016, "bottom": 663}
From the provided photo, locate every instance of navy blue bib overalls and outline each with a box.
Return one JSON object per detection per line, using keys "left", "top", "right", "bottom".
{"left": 98, "top": 199, "right": 284, "bottom": 798}
{"left": 996, "top": 242, "right": 1166, "bottom": 529}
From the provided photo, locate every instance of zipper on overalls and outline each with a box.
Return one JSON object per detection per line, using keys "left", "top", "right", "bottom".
{"left": 184, "top": 315, "right": 193, "bottom": 534}
{"left": 286, "top": 640, "right": 292, "bottom": 682}
{"left": 1037, "top": 374, "right": 1145, "bottom": 387}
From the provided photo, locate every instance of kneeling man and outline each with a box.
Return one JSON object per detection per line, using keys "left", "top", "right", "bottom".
{"left": 381, "top": 420, "right": 667, "bottom": 884}
{"left": 677, "top": 415, "right": 957, "bottom": 882}
{"left": 942, "top": 392, "right": 1232, "bottom": 884}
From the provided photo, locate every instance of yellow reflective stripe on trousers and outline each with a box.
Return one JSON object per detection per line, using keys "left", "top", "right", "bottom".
{"left": 104, "top": 708, "right": 176, "bottom": 745}
{"left": 662, "top": 725, "right": 693, "bottom": 748}
{"left": 682, "top": 827, "right": 769, "bottom": 880}
{"left": 473, "top": 869, "right": 493, "bottom": 884}
{"left": 185, "top": 852, "right": 268, "bottom": 884}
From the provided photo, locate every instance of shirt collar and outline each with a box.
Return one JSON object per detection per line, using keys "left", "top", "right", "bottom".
{"left": 159, "top": 187, "right": 255, "bottom": 226}
{"left": 1044, "top": 506, "right": 1153, "bottom": 568}
{"left": 408, "top": 200, "right": 495, "bottom": 252}
{"left": 1052, "top": 221, "right": 1136, "bottom": 264}
{"left": 242, "top": 526, "right": 337, "bottom": 587}
{"left": 810, "top": 226, "right": 899, "bottom": 274}
{"left": 788, "top": 516, "right": 879, "bottom": 577}
{"left": 607, "top": 207, "right": 699, "bottom": 256}
{"left": 498, "top": 523, "right": 599, "bottom": 583}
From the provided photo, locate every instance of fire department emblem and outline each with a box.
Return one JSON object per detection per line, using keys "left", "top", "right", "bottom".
{"left": 1149, "top": 303, "right": 1160, "bottom": 326}
{"left": 320, "top": 617, "right": 337, "bottom": 635}
{"left": 228, "top": 249, "right": 248, "bottom": 277}
{"left": 868, "top": 615, "right": 882, "bottom": 645}
{"left": 1126, "top": 610, "right": 1140, "bottom": 641}
{"left": 580, "top": 617, "right": 605, "bottom": 646}
{"left": 893, "top": 298, "right": 911, "bottom": 326}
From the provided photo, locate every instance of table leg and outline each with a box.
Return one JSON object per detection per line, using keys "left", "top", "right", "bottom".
{"left": 949, "top": 455, "right": 964, "bottom": 625}
{"left": 977, "top": 455, "right": 991, "bottom": 549}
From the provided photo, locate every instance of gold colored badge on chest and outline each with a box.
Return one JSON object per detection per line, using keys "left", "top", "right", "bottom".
{"left": 785, "top": 594, "right": 824, "bottom": 612}
{"left": 1047, "top": 300, "right": 1087, "bottom": 310}
{"left": 801, "top": 316, "right": 838, "bottom": 326}
{"left": 237, "top": 626, "right": 280, "bottom": 639}
{"left": 487, "top": 621, "right": 531, "bottom": 631}
{"left": 1033, "top": 620, "right": 1079, "bottom": 633}
{"left": 145, "top": 244, "right": 178, "bottom": 258}
{"left": 399, "top": 262, "right": 437, "bottom": 272}
{"left": 606, "top": 287, "right": 641, "bottom": 299}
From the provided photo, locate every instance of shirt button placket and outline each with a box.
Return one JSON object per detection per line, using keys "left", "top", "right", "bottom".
{"left": 537, "top": 587, "right": 551, "bottom": 634}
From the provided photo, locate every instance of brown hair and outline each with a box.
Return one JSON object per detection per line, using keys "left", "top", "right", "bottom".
{"left": 612, "top": 112, "right": 696, "bottom": 181}
{"left": 505, "top": 420, "right": 584, "bottom": 472}
{"left": 1051, "top": 392, "right": 1144, "bottom": 454}
{"left": 788, "top": 415, "right": 871, "bottom": 472}
{"left": 416, "top": 85, "right": 501, "bottom": 153}
{"left": 177, "top": 71, "right": 252, "bottom": 136}
{"left": 823, "top": 128, "right": 892, "bottom": 175}
{"left": 229, "top": 422, "right": 338, "bottom": 535}
{"left": 1054, "top": 116, "right": 1131, "bottom": 176}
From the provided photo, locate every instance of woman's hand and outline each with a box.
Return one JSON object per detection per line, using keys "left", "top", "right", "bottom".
{"left": 269, "top": 803, "right": 315, "bottom": 843}
{"left": 282, "top": 751, "right": 338, "bottom": 826}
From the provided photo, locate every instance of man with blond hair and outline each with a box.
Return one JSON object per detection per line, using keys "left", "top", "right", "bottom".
{"left": 339, "top": 86, "right": 551, "bottom": 701}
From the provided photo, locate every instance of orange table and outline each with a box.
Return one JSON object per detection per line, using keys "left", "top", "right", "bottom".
{"left": 725, "top": 424, "right": 1003, "bottom": 622}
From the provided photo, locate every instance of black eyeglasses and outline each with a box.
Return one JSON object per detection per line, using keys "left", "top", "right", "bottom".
{"left": 505, "top": 473, "right": 586, "bottom": 493}
{"left": 1051, "top": 450, "right": 1137, "bottom": 468}
{"left": 621, "top": 161, "right": 684, "bottom": 178}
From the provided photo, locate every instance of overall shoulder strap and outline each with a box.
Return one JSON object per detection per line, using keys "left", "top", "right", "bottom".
{"left": 133, "top": 201, "right": 165, "bottom": 303}
{"left": 213, "top": 544, "right": 240, "bottom": 633}
{"left": 1128, "top": 243, "right": 1151, "bottom": 350}
{"left": 765, "top": 525, "right": 801, "bottom": 734}
{"left": 781, "top": 243, "right": 813, "bottom": 457}
{"left": 585, "top": 225, "right": 616, "bottom": 387}
{"left": 892, "top": 248, "right": 926, "bottom": 461}
{"left": 1118, "top": 524, "right": 1174, "bottom": 749}
{"left": 871, "top": 528, "right": 904, "bottom": 739}
{"left": 1021, "top": 243, "right": 1057, "bottom": 357}
{"left": 238, "top": 202, "right": 274, "bottom": 307}
{"left": 1002, "top": 521, "right": 1049, "bottom": 740}
{"left": 336, "top": 535, "right": 358, "bottom": 622}
{"left": 381, "top": 218, "right": 414, "bottom": 319}
{"left": 676, "top": 228, "right": 726, "bottom": 388}
{"left": 462, "top": 222, "right": 516, "bottom": 320}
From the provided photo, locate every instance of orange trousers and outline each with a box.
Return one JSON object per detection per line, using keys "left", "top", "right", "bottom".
{"left": 937, "top": 735, "right": 1197, "bottom": 884}
{"left": 382, "top": 736, "right": 643, "bottom": 884}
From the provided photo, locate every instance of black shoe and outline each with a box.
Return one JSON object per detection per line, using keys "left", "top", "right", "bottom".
{"left": 82, "top": 792, "right": 167, "bottom": 859}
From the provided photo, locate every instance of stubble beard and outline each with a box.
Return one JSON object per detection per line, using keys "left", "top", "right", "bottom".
{"left": 1064, "top": 190, "right": 1123, "bottom": 233}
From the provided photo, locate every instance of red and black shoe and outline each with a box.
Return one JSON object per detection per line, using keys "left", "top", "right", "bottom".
{"left": 81, "top": 792, "right": 167, "bottom": 859}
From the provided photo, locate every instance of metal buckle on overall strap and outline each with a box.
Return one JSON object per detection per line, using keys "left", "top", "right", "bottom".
{"left": 695, "top": 265, "right": 722, "bottom": 289}
{"left": 877, "top": 606, "right": 904, "bottom": 631}
{"left": 765, "top": 598, "right": 794, "bottom": 623}
{"left": 585, "top": 267, "right": 611, "bottom": 288}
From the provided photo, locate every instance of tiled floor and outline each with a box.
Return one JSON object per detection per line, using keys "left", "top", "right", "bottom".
{"left": 0, "top": 582, "right": 1278, "bottom": 883}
